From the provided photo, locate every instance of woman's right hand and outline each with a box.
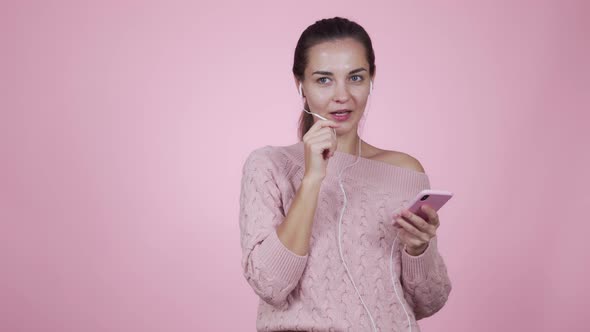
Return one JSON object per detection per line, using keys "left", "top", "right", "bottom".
{"left": 302, "top": 119, "right": 341, "bottom": 182}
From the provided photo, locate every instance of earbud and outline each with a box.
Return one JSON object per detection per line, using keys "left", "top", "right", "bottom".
{"left": 298, "top": 82, "right": 303, "bottom": 98}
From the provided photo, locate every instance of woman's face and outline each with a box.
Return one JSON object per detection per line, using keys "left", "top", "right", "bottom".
{"left": 298, "top": 37, "right": 374, "bottom": 133}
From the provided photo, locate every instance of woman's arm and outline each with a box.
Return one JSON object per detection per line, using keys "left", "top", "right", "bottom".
{"left": 239, "top": 147, "right": 321, "bottom": 308}
{"left": 400, "top": 236, "right": 453, "bottom": 320}
{"left": 275, "top": 175, "right": 322, "bottom": 256}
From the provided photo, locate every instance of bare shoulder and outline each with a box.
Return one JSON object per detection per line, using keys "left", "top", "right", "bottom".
{"left": 364, "top": 143, "right": 426, "bottom": 173}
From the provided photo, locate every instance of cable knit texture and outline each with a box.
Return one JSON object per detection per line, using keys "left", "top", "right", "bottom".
{"left": 239, "top": 141, "right": 452, "bottom": 332}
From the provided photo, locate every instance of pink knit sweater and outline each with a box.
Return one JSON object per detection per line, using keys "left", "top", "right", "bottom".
{"left": 239, "top": 141, "right": 452, "bottom": 332}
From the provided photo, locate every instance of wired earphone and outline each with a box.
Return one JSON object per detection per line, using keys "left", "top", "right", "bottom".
{"left": 298, "top": 81, "right": 414, "bottom": 332}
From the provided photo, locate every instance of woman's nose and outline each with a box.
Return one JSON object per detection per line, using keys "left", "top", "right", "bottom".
{"left": 332, "top": 83, "right": 351, "bottom": 102}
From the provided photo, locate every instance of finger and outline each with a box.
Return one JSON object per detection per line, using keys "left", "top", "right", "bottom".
{"left": 396, "top": 228, "right": 407, "bottom": 245}
{"left": 305, "top": 121, "right": 339, "bottom": 139}
{"left": 305, "top": 127, "right": 337, "bottom": 144}
{"left": 313, "top": 119, "right": 341, "bottom": 130}
{"left": 401, "top": 210, "right": 437, "bottom": 236}
{"left": 310, "top": 140, "right": 336, "bottom": 158}
{"left": 316, "top": 127, "right": 338, "bottom": 157}
{"left": 395, "top": 227, "right": 411, "bottom": 246}
{"left": 307, "top": 135, "right": 337, "bottom": 157}
{"left": 420, "top": 205, "right": 440, "bottom": 227}
{"left": 396, "top": 227, "right": 426, "bottom": 250}
{"left": 394, "top": 217, "right": 431, "bottom": 242}
{"left": 305, "top": 129, "right": 333, "bottom": 142}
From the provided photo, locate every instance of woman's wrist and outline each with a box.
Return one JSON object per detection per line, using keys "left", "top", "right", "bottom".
{"left": 405, "top": 243, "right": 428, "bottom": 256}
{"left": 302, "top": 173, "right": 324, "bottom": 186}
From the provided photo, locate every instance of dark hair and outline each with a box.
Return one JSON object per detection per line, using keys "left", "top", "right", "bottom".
{"left": 292, "top": 17, "right": 376, "bottom": 140}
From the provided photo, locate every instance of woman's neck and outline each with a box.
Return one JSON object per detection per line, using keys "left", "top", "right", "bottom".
{"left": 336, "top": 133, "right": 363, "bottom": 155}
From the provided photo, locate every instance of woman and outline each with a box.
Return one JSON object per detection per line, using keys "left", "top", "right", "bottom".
{"left": 239, "top": 17, "right": 452, "bottom": 332}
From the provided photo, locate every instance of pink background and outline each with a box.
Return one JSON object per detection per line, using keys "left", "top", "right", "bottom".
{"left": 2, "top": 0, "right": 589, "bottom": 331}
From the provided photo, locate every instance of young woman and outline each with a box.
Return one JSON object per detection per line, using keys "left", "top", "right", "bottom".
{"left": 239, "top": 17, "right": 452, "bottom": 332}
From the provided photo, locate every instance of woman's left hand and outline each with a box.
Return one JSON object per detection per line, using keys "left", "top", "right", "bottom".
{"left": 393, "top": 204, "right": 440, "bottom": 256}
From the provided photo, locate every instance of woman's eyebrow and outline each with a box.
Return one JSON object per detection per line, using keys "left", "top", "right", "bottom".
{"left": 312, "top": 67, "right": 367, "bottom": 76}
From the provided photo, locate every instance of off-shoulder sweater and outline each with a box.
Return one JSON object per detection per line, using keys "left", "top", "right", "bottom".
{"left": 239, "top": 141, "right": 452, "bottom": 331}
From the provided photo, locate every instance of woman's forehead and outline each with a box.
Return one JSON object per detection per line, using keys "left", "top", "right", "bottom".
{"left": 306, "top": 39, "right": 367, "bottom": 74}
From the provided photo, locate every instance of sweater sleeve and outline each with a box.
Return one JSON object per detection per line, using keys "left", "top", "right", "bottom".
{"left": 239, "top": 147, "right": 308, "bottom": 308}
{"left": 400, "top": 235, "right": 453, "bottom": 320}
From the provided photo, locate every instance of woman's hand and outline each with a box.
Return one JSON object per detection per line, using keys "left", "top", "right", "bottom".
{"left": 302, "top": 119, "right": 341, "bottom": 182}
{"left": 392, "top": 204, "right": 440, "bottom": 256}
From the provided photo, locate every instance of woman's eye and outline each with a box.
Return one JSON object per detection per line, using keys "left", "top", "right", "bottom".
{"left": 317, "top": 76, "right": 363, "bottom": 84}
{"left": 351, "top": 75, "right": 363, "bottom": 82}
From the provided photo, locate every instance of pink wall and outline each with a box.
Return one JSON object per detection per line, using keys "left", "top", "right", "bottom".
{"left": 2, "top": 0, "right": 589, "bottom": 331}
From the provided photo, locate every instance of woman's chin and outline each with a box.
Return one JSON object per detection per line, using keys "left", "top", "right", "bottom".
{"left": 334, "top": 121, "right": 358, "bottom": 134}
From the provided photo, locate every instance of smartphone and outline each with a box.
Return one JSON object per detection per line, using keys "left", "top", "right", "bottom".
{"left": 399, "top": 189, "right": 453, "bottom": 223}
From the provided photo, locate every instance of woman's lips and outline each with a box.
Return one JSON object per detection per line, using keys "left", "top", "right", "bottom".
{"left": 329, "top": 111, "right": 352, "bottom": 121}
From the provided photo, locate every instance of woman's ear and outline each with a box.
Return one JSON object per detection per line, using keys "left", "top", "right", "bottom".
{"left": 294, "top": 77, "right": 302, "bottom": 97}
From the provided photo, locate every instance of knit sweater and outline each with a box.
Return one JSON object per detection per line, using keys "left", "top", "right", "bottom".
{"left": 239, "top": 141, "right": 452, "bottom": 332}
